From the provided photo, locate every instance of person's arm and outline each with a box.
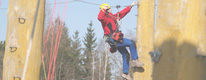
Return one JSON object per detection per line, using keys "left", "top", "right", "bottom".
{"left": 114, "top": 6, "right": 131, "bottom": 20}
{"left": 114, "top": 1, "right": 138, "bottom": 20}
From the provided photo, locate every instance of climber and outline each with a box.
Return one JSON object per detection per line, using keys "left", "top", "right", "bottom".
{"left": 98, "top": 1, "right": 144, "bottom": 80}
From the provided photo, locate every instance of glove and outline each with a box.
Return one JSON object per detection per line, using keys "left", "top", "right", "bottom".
{"left": 130, "top": 1, "right": 139, "bottom": 8}
{"left": 110, "top": 48, "right": 117, "bottom": 53}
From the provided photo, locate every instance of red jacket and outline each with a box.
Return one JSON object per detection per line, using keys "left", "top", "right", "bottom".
{"left": 98, "top": 6, "right": 131, "bottom": 35}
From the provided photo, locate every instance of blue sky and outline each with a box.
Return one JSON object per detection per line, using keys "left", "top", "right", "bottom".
{"left": 0, "top": 0, "right": 139, "bottom": 41}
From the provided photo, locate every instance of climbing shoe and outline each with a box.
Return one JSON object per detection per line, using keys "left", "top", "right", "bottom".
{"left": 132, "top": 59, "right": 144, "bottom": 67}
{"left": 122, "top": 73, "right": 132, "bottom": 80}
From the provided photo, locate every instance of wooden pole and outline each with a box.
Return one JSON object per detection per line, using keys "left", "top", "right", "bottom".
{"left": 3, "top": 0, "right": 45, "bottom": 80}
{"left": 153, "top": 0, "right": 206, "bottom": 80}
{"left": 134, "top": 0, "right": 155, "bottom": 80}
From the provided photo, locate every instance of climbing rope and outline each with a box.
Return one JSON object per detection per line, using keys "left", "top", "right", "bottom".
{"left": 41, "top": 0, "right": 69, "bottom": 80}
{"left": 43, "top": 0, "right": 57, "bottom": 80}
{"left": 0, "top": 0, "right": 2, "bottom": 8}
{"left": 50, "top": 0, "right": 69, "bottom": 79}
{"left": 22, "top": 0, "right": 41, "bottom": 80}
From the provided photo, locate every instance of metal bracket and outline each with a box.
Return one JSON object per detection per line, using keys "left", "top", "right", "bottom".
{"left": 18, "top": 18, "right": 26, "bottom": 24}
{"left": 116, "top": 5, "right": 121, "bottom": 9}
{"left": 10, "top": 46, "right": 17, "bottom": 53}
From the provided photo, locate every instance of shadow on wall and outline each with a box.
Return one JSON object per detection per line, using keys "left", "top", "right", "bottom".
{"left": 152, "top": 39, "right": 206, "bottom": 80}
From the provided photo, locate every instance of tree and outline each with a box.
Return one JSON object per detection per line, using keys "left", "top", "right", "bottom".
{"left": 0, "top": 41, "right": 5, "bottom": 79}
{"left": 82, "top": 21, "right": 97, "bottom": 80}
{"left": 40, "top": 18, "right": 73, "bottom": 80}
{"left": 70, "top": 30, "right": 83, "bottom": 80}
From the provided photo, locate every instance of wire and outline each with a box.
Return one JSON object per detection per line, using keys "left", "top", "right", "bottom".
{"left": 74, "top": 0, "right": 129, "bottom": 8}
{"left": 0, "top": 0, "right": 76, "bottom": 10}
{"left": 74, "top": 0, "right": 100, "bottom": 6}
{"left": 0, "top": 8, "right": 7, "bottom": 10}
{"left": 0, "top": 0, "right": 131, "bottom": 10}
{"left": 46, "top": 0, "right": 76, "bottom": 5}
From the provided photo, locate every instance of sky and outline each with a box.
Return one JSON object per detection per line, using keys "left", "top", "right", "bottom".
{"left": 0, "top": 0, "right": 140, "bottom": 42}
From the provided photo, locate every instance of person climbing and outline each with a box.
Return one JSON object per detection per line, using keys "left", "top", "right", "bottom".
{"left": 98, "top": 1, "right": 144, "bottom": 80}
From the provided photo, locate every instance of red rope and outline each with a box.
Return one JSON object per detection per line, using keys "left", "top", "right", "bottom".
{"left": 0, "top": 0, "right": 1, "bottom": 75}
{"left": 42, "top": 33, "right": 49, "bottom": 70}
{"left": 50, "top": 0, "right": 69, "bottom": 79}
{"left": 50, "top": 16, "right": 60, "bottom": 80}
{"left": 0, "top": 0, "right": 2, "bottom": 7}
{"left": 42, "top": 0, "right": 57, "bottom": 62}
{"left": 46, "top": 0, "right": 57, "bottom": 80}
{"left": 48, "top": 0, "right": 63, "bottom": 79}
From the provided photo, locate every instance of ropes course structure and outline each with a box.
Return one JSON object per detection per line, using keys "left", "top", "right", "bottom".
{"left": 1, "top": 0, "right": 206, "bottom": 80}
{"left": 41, "top": 0, "right": 134, "bottom": 79}
{"left": 1, "top": 0, "right": 138, "bottom": 80}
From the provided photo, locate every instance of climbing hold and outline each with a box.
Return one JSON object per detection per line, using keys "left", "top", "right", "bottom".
{"left": 10, "top": 46, "right": 17, "bottom": 53}
{"left": 13, "top": 76, "right": 21, "bottom": 80}
{"left": 149, "top": 48, "right": 162, "bottom": 63}
{"left": 18, "top": 18, "right": 26, "bottom": 24}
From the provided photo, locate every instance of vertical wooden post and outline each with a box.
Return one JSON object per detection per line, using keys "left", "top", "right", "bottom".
{"left": 3, "top": 0, "right": 45, "bottom": 80}
{"left": 153, "top": 0, "right": 206, "bottom": 80}
{"left": 134, "top": 0, "right": 155, "bottom": 80}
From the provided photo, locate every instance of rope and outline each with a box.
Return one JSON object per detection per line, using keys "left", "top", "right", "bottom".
{"left": 0, "top": 0, "right": 133, "bottom": 10}
{"left": 51, "top": 0, "right": 69, "bottom": 79}
{"left": 74, "top": 0, "right": 129, "bottom": 8}
{"left": 49, "top": 0, "right": 62, "bottom": 78}
{"left": 22, "top": 0, "right": 41, "bottom": 80}
{"left": 42, "top": 0, "right": 57, "bottom": 79}
{"left": 0, "top": 4, "right": 1, "bottom": 80}
{"left": 0, "top": 0, "right": 2, "bottom": 8}
{"left": 74, "top": 0, "right": 100, "bottom": 6}
{"left": 47, "top": 0, "right": 76, "bottom": 5}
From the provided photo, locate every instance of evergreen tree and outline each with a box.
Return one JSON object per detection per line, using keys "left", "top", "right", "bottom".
{"left": 40, "top": 18, "right": 73, "bottom": 80}
{"left": 0, "top": 41, "right": 5, "bottom": 79}
{"left": 82, "top": 21, "right": 97, "bottom": 80}
{"left": 70, "top": 30, "right": 83, "bottom": 80}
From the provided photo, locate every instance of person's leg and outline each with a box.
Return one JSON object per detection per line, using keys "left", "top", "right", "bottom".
{"left": 115, "top": 38, "right": 138, "bottom": 60}
{"left": 117, "top": 47, "right": 130, "bottom": 74}
{"left": 114, "top": 38, "right": 144, "bottom": 67}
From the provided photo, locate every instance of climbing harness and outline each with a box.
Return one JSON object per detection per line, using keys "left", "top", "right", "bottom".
{"left": 103, "top": 5, "right": 125, "bottom": 53}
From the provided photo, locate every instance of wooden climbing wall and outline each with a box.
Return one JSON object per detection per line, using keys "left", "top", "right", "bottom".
{"left": 136, "top": 0, "right": 206, "bottom": 80}
{"left": 3, "top": 0, "right": 45, "bottom": 80}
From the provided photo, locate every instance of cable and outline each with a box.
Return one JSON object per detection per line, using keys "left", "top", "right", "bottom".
{"left": 0, "top": 0, "right": 75, "bottom": 10}
{"left": 0, "top": 0, "right": 131, "bottom": 10}
{"left": 74, "top": 0, "right": 100, "bottom": 6}
{"left": 46, "top": 0, "right": 76, "bottom": 5}
{"left": 74, "top": 0, "right": 129, "bottom": 8}
{"left": 22, "top": 0, "right": 41, "bottom": 80}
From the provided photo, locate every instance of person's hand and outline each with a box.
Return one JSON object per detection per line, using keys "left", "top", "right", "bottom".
{"left": 130, "top": 1, "right": 139, "bottom": 7}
